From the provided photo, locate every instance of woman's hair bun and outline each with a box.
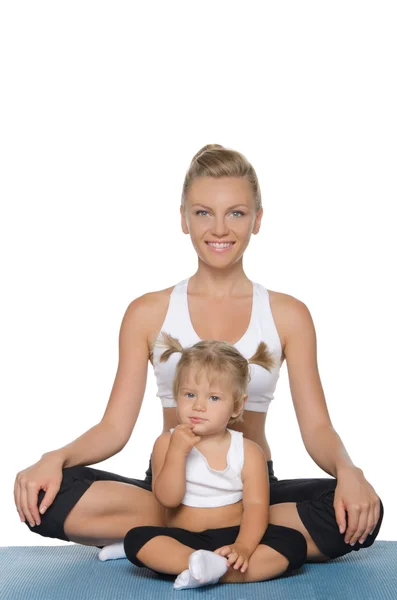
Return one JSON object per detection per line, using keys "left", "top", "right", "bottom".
{"left": 191, "top": 144, "right": 224, "bottom": 162}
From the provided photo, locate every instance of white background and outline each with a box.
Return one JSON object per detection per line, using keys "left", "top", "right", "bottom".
{"left": 1, "top": 2, "right": 396, "bottom": 547}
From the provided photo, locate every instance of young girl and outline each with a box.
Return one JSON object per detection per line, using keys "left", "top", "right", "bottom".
{"left": 99, "top": 331, "right": 307, "bottom": 589}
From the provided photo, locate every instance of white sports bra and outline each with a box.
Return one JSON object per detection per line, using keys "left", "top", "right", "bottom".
{"left": 169, "top": 427, "right": 244, "bottom": 508}
{"left": 151, "top": 277, "right": 283, "bottom": 413}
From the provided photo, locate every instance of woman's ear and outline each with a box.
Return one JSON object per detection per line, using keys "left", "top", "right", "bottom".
{"left": 252, "top": 207, "right": 263, "bottom": 235}
{"left": 180, "top": 205, "right": 190, "bottom": 234}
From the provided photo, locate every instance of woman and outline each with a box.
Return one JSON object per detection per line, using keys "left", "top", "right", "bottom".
{"left": 14, "top": 144, "right": 383, "bottom": 565}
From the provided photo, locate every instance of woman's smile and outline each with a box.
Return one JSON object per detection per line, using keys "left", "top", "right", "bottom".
{"left": 205, "top": 241, "right": 236, "bottom": 253}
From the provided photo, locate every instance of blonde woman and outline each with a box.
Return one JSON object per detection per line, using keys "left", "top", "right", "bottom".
{"left": 15, "top": 144, "right": 383, "bottom": 567}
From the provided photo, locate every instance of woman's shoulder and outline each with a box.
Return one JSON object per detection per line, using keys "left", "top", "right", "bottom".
{"left": 125, "top": 283, "right": 176, "bottom": 315}
{"left": 266, "top": 289, "right": 311, "bottom": 361}
{"left": 124, "top": 283, "right": 179, "bottom": 355}
{"left": 267, "top": 288, "right": 312, "bottom": 322}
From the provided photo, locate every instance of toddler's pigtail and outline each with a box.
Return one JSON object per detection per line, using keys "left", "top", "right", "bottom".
{"left": 248, "top": 341, "right": 278, "bottom": 372}
{"left": 156, "top": 331, "right": 184, "bottom": 362}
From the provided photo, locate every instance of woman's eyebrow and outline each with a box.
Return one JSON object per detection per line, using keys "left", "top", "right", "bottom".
{"left": 191, "top": 203, "right": 248, "bottom": 210}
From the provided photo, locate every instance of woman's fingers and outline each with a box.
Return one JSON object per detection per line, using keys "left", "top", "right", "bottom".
{"left": 349, "top": 507, "right": 369, "bottom": 545}
{"left": 344, "top": 505, "right": 360, "bottom": 543}
{"left": 27, "top": 481, "right": 41, "bottom": 526}
{"left": 20, "top": 485, "right": 36, "bottom": 528}
{"left": 370, "top": 498, "right": 381, "bottom": 535}
{"left": 359, "top": 506, "right": 375, "bottom": 544}
{"left": 345, "top": 504, "right": 371, "bottom": 545}
{"left": 14, "top": 479, "right": 24, "bottom": 522}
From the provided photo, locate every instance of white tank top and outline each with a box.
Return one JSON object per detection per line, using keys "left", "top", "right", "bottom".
{"left": 169, "top": 427, "right": 244, "bottom": 508}
{"left": 151, "top": 277, "right": 282, "bottom": 413}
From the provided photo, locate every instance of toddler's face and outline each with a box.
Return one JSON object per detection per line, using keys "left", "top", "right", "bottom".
{"left": 176, "top": 366, "right": 244, "bottom": 435}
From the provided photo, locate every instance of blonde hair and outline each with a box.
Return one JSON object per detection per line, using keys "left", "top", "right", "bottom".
{"left": 181, "top": 144, "right": 262, "bottom": 214}
{"left": 156, "top": 331, "right": 277, "bottom": 425}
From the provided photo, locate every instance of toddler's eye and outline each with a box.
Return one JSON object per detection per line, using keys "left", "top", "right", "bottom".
{"left": 209, "top": 396, "right": 219, "bottom": 402}
{"left": 186, "top": 392, "right": 195, "bottom": 398}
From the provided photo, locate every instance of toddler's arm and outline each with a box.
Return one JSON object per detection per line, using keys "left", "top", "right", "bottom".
{"left": 226, "top": 440, "right": 270, "bottom": 558}
{"left": 151, "top": 433, "right": 186, "bottom": 507}
{"left": 151, "top": 425, "right": 201, "bottom": 508}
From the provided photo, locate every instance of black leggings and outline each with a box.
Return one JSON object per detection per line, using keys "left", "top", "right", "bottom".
{"left": 26, "top": 458, "right": 384, "bottom": 562}
{"left": 124, "top": 523, "right": 308, "bottom": 574}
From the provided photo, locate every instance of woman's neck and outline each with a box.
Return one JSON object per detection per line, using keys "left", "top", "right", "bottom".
{"left": 190, "top": 260, "right": 251, "bottom": 297}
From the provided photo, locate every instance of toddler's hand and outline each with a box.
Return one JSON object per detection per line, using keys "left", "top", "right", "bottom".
{"left": 169, "top": 424, "right": 201, "bottom": 456}
{"left": 214, "top": 544, "right": 250, "bottom": 573}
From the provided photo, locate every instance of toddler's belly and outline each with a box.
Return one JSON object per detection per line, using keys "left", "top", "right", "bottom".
{"left": 166, "top": 500, "right": 243, "bottom": 531}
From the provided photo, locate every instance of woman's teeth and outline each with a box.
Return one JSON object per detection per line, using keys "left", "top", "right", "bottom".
{"left": 206, "top": 242, "right": 234, "bottom": 248}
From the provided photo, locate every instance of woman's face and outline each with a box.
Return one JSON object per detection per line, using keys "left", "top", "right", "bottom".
{"left": 181, "top": 176, "right": 263, "bottom": 267}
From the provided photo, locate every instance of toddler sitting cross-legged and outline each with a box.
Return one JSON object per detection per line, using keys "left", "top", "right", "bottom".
{"left": 99, "top": 332, "right": 307, "bottom": 589}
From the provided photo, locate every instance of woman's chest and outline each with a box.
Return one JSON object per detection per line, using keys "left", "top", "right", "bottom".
{"left": 188, "top": 295, "right": 253, "bottom": 345}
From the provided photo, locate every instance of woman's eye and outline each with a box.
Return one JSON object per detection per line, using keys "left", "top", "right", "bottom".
{"left": 209, "top": 396, "right": 219, "bottom": 402}
{"left": 195, "top": 210, "right": 244, "bottom": 217}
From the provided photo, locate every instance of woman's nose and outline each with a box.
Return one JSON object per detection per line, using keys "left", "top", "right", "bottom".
{"left": 212, "top": 217, "right": 229, "bottom": 236}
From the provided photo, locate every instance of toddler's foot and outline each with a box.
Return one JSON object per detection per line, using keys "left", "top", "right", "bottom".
{"left": 98, "top": 542, "right": 126, "bottom": 561}
{"left": 173, "top": 550, "right": 228, "bottom": 589}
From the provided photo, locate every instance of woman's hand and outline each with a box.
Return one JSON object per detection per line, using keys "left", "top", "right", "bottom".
{"left": 214, "top": 544, "right": 250, "bottom": 573}
{"left": 334, "top": 466, "right": 381, "bottom": 546}
{"left": 14, "top": 453, "right": 64, "bottom": 528}
{"left": 169, "top": 424, "right": 201, "bottom": 456}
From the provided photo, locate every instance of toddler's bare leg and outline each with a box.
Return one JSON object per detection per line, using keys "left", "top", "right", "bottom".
{"left": 136, "top": 536, "right": 194, "bottom": 574}
{"left": 64, "top": 482, "right": 166, "bottom": 546}
{"left": 220, "top": 544, "right": 289, "bottom": 583}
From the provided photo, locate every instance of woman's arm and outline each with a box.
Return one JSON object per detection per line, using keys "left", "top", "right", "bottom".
{"left": 15, "top": 294, "right": 154, "bottom": 526}
{"left": 283, "top": 296, "right": 381, "bottom": 544}
{"left": 283, "top": 296, "right": 356, "bottom": 477}
{"left": 44, "top": 295, "right": 152, "bottom": 468}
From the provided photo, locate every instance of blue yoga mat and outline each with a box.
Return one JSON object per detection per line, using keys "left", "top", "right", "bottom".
{"left": 1, "top": 541, "right": 396, "bottom": 600}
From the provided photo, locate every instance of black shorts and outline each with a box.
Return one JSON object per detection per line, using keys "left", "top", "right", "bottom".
{"left": 124, "top": 522, "right": 308, "bottom": 573}
{"left": 27, "top": 457, "right": 384, "bottom": 561}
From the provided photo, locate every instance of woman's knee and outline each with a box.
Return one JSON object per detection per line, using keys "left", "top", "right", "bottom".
{"left": 25, "top": 466, "right": 92, "bottom": 542}
{"left": 304, "top": 494, "right": 385, "bottom": 560}
{"left": 262, "top": 523, "right": 308, "bottom": 573}
{"left": 336, "top": 496, "right": 384, "bottom": 557}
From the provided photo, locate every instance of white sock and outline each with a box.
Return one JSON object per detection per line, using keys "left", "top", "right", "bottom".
{"left": 98, "top": 542, "right": 126, "bottom": 561}
{"left": 173, "top": 550, "right": 228, "bottom": 589}
{"left": 173, "top": 569, "right": 198, "bottom": 590}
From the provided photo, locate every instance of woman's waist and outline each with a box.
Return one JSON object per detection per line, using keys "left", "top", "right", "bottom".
{"left": 166, "top": 501, "right": 243, "bottom": 531}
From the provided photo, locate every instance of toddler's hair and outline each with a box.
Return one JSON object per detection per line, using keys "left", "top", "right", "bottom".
{"left": 156, "top": 331, "right": 278, "bottom": 425}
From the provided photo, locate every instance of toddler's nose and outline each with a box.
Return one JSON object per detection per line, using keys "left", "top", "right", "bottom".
{"left": 193, "top": 399, "right": 206, "bottom": 412}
